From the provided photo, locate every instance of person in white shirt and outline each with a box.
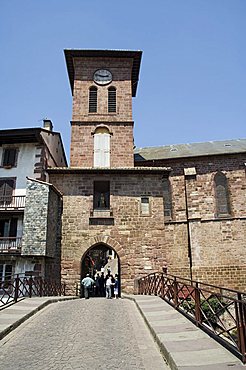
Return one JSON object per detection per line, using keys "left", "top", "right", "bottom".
{"left": 105, "top": 275, "right": 113, "bottom": 299}
{"left": 81, "top": 273, "right": 94, "bottom": 299}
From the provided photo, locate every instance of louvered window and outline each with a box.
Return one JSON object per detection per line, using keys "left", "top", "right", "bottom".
{"left": 0, "top": 178, "right": 15, "bottom": 204}
{"left": 89, "top": 87, "right": 97, "bottom": 113}
{"left": 163, "top": 178, "right": 172, "bottom": 220}
{"left": 2, "top": 148, "right": 18, "bottom": 167}
{"left": 108, "top": 87, "right": 116, "bottom": 113}
{"left": 214, "top": 172, "right": 231, "bottom": 217}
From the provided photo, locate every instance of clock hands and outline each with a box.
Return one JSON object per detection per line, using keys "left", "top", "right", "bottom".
{"left": 96, "top": 74, "right": 109, "bottom": 78}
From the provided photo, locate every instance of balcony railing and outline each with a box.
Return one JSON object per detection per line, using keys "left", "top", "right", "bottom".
{"left": 0, "top": 237, "right": 22, "bottom": 253}
{"left": 0, "top": 196, "right": 25, "bottom": 210}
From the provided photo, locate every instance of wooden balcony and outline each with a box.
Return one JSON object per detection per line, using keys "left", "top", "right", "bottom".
{"left": 0, "top": 196, "right": 25, "bottom": 210}
{"left": 0, "top": 237, "right": 22, "bottom": 253}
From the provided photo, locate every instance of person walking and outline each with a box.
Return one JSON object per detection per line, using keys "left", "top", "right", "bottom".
{"left": 114, "top": 274, "right": 119, "bottom": 299}
{"left": 105, "top": 275, "right": 113, "bottom": 299}
{"left": 81, "top": 273, "right": 95, "bottom": 299}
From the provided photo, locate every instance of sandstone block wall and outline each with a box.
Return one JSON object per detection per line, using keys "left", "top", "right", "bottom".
{"left": 140, "top": 154, "right": 246, "bottom": 290}
{"left": 70, "top": 122, "right": 134, "bottom": 168}
{"left": 50, "top": 172, "right": 183, "bottom": 294}
{"left": 70, "top": 57, "right": 135, "bottom": 168}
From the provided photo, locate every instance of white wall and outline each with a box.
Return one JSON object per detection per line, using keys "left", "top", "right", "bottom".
{"left": 0, "top": 143, "right": 37, "bottom": 195}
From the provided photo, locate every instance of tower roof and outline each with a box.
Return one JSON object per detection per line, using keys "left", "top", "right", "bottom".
{"left": 64, "top": 49, "right": 142, "bottom": 97}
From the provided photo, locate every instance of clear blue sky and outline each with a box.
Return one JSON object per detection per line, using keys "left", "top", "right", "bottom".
{"left": 0, "top": 0, "right": 245, "bottom": 160}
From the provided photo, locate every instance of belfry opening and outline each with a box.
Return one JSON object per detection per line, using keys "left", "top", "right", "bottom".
{"left": 81, "top": 244, "right": 120, "bottom": 298}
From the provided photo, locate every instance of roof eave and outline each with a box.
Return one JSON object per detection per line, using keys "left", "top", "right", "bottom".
{"left": 64, "top": 49, "right": 142, "bottom": 97}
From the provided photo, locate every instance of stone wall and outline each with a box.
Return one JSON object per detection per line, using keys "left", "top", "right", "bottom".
{"left": 70, "top": 122, "right": 134, "bottom": 168}
{"left": 22, "top": 179, "right": 49, "bottom": 256}
{"left": 139, "top": 154, "right": 246, "bottom": 290}
{"left": 46, "top": 187, "right": 62, "bottom": 280}
{"left": 49, "top": 172, "right": 180, "bottom": 294}
{"left": 70, "top": 57, "right": 135, "bottom": 168}
{"left": 21, "top": 179, "right": 62, "bottom": 281}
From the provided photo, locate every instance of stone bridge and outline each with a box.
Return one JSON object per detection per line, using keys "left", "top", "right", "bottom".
{"left": 0, "top": 295, "right": 244, "bottom": 369}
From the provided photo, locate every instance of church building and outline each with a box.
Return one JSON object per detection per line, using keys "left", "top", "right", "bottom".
{"left": 48, "top": 49, "right": 246, "bottom": 294}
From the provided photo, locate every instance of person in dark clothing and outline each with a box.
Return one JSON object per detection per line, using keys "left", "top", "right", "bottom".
{"left": 98, "top": 272, "right": 105, "bottom": 297}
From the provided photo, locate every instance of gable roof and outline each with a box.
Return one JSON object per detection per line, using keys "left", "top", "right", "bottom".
{"left": 134, "top": 139, "right": 246, "bottom": 161}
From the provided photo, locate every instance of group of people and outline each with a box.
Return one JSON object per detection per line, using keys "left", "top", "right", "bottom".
{"left": 81, "top": 272, "right": 119, "bottom": 299}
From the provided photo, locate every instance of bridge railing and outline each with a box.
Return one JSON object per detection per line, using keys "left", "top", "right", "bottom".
{"left": 0, "top": 274, "right": 66, "bottom": 309}
{"left": 136, "top": 272, "right": 246, "bottom": 364}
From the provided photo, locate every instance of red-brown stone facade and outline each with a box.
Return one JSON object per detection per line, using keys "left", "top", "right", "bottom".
{"left": 70, "top": 57, "right": 135, "bottom": 168}
{"left": 49, "top": 171, "right": 176, "bottom": 295}
{"left": 138, "top": 154, "right": 246, "bottom": 291}
{"left": 70, "top": 122, "right": 134, "bottom": 168}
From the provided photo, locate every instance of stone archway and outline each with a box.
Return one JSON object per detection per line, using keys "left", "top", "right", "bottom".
{"left": 80, "top": 237, "right": 122, "bottom": 298}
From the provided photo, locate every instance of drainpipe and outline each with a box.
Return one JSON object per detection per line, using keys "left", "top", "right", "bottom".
{"left": 184, "top": 168, "right": 196, "bottom": 281}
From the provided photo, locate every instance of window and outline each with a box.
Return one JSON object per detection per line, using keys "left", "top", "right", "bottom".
{"left": 93, "top": 181, "right": 110, "bottom": 210}
{"left": 89, "top": 86, "right": 97, "bottom": 113}
{"left": 0, "top": 218, "right": 18, "bottom": 238}
{"left": 140, "top": 197, "right": 150, "bottom": 216}
{"left": 214, "top": 172, "right": 231, "bottom": 217}
{"left": 0, "top": 264, "right": 13, "bottom": 287}
{"left": 94, "top": 127, "right": 110, "bottom": 168}
{"left": 163, "top": 178, "right": 172, "bottom": 220}
{"left": 0, "top": 178, "right": 15, "bottom": 204}
{"left": 108, "top": 87, "right": 116, "bottom": 113}
{"left": 2, "top": 148, "right": 18, "bottom": 167}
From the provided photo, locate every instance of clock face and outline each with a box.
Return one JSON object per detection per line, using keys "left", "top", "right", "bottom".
{"left": 93, "top": 69, "right": 112, "bottom": 85}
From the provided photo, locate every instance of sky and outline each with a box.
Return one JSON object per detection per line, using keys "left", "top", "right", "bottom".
{"left": 0, "top": 0, "right": 245, "bottom": 160}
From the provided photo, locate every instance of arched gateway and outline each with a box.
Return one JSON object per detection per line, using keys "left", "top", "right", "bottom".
{"left": 80, "top": 237, "right": 122, "bottom": 298}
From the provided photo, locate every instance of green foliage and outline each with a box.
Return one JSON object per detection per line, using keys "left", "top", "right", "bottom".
{"left": 180, "top": 296, "right": 225, "bottom": 325}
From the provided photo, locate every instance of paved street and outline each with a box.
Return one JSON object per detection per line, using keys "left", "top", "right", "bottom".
{"left": 0, "top": 298, "right": 169, "bottom": 370}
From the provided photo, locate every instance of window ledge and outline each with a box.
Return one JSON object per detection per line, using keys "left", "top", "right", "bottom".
{"left": 90, "top": 209, "right": 113, "bottom": 218}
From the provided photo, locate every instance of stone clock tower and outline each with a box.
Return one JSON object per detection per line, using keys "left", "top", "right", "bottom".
{"left": 49, "top": 49, "right": 170, "bottom": 295}
{"left": 64, "top": 49, "right": 142, "bottom": 168}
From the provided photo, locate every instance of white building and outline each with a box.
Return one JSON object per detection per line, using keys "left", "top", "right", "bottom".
{"left": 0, "top": 120, "right": 67, "bottom": 283}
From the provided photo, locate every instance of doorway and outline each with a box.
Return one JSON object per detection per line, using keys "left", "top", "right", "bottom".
{"left": 80, "top": 243, "right": 120, "bottom": 298}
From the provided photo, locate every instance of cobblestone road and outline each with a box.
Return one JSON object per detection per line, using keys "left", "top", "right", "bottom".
{"left": 0, "top": 298, "right": 169, "bottom": 370}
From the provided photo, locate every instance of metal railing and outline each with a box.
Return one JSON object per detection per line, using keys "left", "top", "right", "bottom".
{"left": 0, "top": 237, "right": 22, "bottom": 253}
{"left": 0, "top": 274, "right": 66, "bottom": 309}
{"left": 136, "top": 272, "right": 246, "bottom": 363}
{"left": 0, "top": 195, "right": 25, "bottom": 209}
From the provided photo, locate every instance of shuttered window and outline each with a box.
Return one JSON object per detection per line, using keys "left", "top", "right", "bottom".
{"left": 214, "top": 172, "right": 231, "bottom": 216}
{"left": 94, "top": 127, "right": 110, "bottom": 168}
{"left": 89, "top": 87, "right": 97, "bottom": 113}
{"left": 108, "top": 87, "right": 116, "bottom": 113}
{"left": 2, "top": 148, "right": 18, "bottom": 167}
{"left": 0, "top": 179, "right": 15, "bottom": 203}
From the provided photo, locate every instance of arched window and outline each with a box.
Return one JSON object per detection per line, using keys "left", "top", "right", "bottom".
{"left": 94, "top": 127, "right": 110, "bottom": 167}
{"left": 214, "top": 172, "right": 231, "bottom": 217}
{"left": 108, "top": 87, "right": 116, "bottom": 113}
{"left": 89, "top": 87, "right": 97, "bottom": 113}
{"left": 163, "top": 178, "right": 172, "bottom": 220}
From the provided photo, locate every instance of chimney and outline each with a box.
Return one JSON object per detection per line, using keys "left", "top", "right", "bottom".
{"left": 43, "top": 119, "right": 53, "bottom": 132}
